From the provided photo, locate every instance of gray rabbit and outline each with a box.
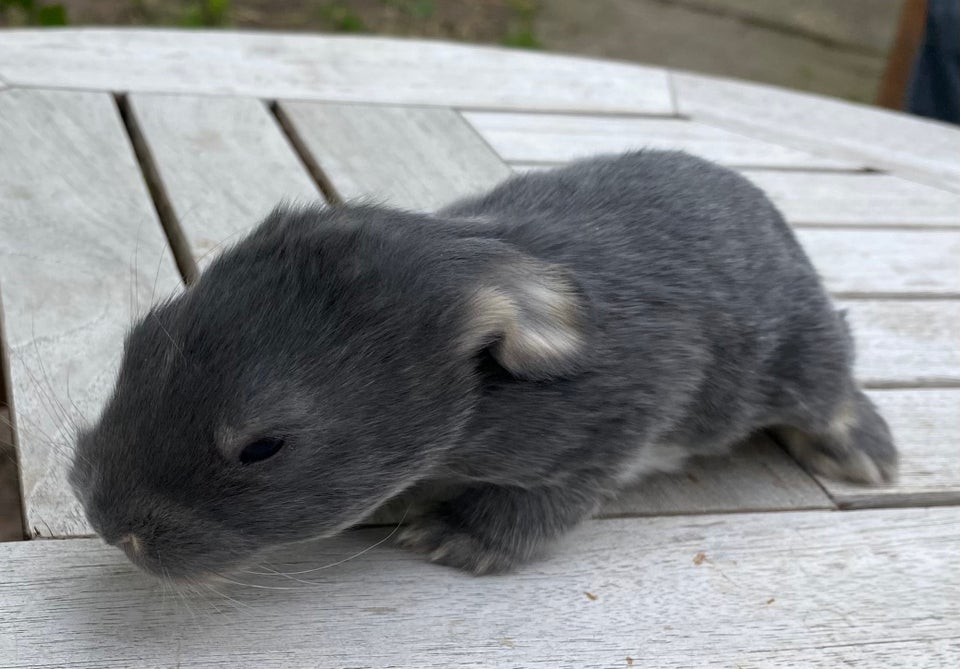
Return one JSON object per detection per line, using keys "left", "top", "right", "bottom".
{"left": 70, "top": 151, "right": 897, "bottom": 578}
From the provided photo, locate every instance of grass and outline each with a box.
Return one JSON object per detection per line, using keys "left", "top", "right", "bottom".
{"left": 380, "top": 0, "right": 435, "bottom": 19}
{"left": 501, "top": 0, "right": 541, "bottom": 49}
{"left": 0, "top": 1, "right": 544, "bottom": 48}
{"left": 178, "top": 0, "right": 231, "bottom": 27}
{"left": 0, "top": 0, "right": 69, "bottom": 25}
{"left": 319, "top": 2, "right": 367, "bottom": 33}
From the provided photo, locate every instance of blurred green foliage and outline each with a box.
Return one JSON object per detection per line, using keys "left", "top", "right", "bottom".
{"left": 179, "top": 0, "right": 231, "bottom": 27}
{"left": 0, "top": 0, "right": 69, "bottom": 25}
{"left": 408, "top": 0, "right": 435, "bottom": 20}
{"left": 501, "top": 0, "right": 541, "bottom": 49}
{"left": 0, "top": 1, "right": 542, "bottom": 49}
{"left": 380, "top": 0, "right": 435, "bottom": 20}
{"left": 320, "top": 2, "right": 367, "bottom": 33}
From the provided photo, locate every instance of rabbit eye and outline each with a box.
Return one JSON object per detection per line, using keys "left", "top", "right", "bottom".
{"left": 239, "top": 437, "right": 285, "bottom": 464}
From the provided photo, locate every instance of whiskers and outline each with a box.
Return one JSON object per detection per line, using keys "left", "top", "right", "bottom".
{"left": 6, "top": 338, "right": 89, "bottom": 474}
{"left": 149, "top": 311, "right": 186, "bottom": 363}
{"left": 211, "top": 508, "right": 412, "bottom": 594}
{"left": 134, "top": 508, "right": 412, "bottom": 624}
{"left": 251, "top": 508, "right": 410, "bottom": 582}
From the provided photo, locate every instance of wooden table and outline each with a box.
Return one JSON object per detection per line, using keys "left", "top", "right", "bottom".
{"left": 1, "top": 29, "right": 958, "bottom": 668}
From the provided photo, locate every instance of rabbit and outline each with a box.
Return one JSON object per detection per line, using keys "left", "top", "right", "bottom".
{"left": 69, "top": 150, "right": 897, "bottom": 579}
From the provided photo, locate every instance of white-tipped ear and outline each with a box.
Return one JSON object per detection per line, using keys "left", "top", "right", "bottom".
{"left": 464, "top": 259, "right": 589, "bottom": 380}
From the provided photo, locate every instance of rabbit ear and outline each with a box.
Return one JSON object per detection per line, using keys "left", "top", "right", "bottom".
{"left": 462, "top": 256, "right": 590, "bottom": 380}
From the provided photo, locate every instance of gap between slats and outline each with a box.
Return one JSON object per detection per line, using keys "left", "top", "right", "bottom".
{"left": 264, "top": 100, "right": 340, "bottom": 206}
{"left": 114, "top": 93, "right": 199, "bottom": 285}
{"left": 0, "top": 288, "right": 26, "bottom": 541}
{"left": 270, "top": 101, "right": 349, "bottom": 205}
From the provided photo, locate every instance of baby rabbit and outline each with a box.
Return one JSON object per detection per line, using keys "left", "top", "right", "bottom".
{"left": 70, "top": 151, "right": 897, "bottom": 578}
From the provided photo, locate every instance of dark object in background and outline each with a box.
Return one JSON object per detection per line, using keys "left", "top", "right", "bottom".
{"left": 907, "top": 0, "right": 960, "bottom": 123}
{"left": 878, "top": 0, "right": 929, "bottom": 110}
{"left": 879, "top": 0, "right": 959, "bottom": 124}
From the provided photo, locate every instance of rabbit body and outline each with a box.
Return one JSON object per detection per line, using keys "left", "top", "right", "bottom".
{"left": 71, "top": 151, "right": 896, "bottom": 577}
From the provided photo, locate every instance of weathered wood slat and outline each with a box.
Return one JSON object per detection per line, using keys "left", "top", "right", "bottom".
{"left": 1, "top": 507, "right": 957, "bottom": 668}
{"left": 0, "top": 29, "right": 674, "bottom": 114}
{"left": 674, "top": 71, "right": 960, "bottom": 192}
{"left": 841, "top": 300, "right": 960, "bottom": 386}
{"left": 819, "top": 389, "right": 960, "bottom": 508}
{"left": 275, "top": 101, "right": 513, "bottom": 211}
{"left": 126, "top": 93, "right": 323, "bottom": 275}
{"left": 463, "top": 111, "right": 863, "bottom": 170}
{"left": 796, "top": 229, "right": 960, "bottom": 297}
{"left": 0, "top": 89, "right": 181, "bottom": 538}
{"left": 741, "top": 171, "right": 960, "bottom": 228}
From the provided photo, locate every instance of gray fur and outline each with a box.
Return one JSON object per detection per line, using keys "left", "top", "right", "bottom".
{"left": 69, "top": 151, "right": 897, "bottom": 578}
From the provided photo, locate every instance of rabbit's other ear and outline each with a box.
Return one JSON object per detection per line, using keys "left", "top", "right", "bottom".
{"left": 461, "top": 255, "right": 591, "bottom": 381}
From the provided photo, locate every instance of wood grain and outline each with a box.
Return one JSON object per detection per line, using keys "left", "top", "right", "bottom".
{"left": 126, "top": 93, "right": 323, "bottom": 274}
{"left": 741, "top": 171, "right": 960, "bottom": 228}
{"left": 276, "top": 101, "right": 513, "bottom": 211}
{"left": 818, "top": 389, "right": 960, "bottom": 508}
{"left": 841, "top": 299, "right": 960, "bottom": 386}
{"left": 463, "top": 111, "right": 863, "bottom": 169}
{"left": 0, "top": 29, "right": 674, "bottom": 114}
{"left": 674, "top": 71, "right": 960, "bottom": 192}
{"left": 0, "top": 89, "right": 180, "bottom": 538}
{"left": 795, "top": 229, "right": 960, "bottom": 297}
{"left": 1, "top": 507, "right": 957, "bottom": 667}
